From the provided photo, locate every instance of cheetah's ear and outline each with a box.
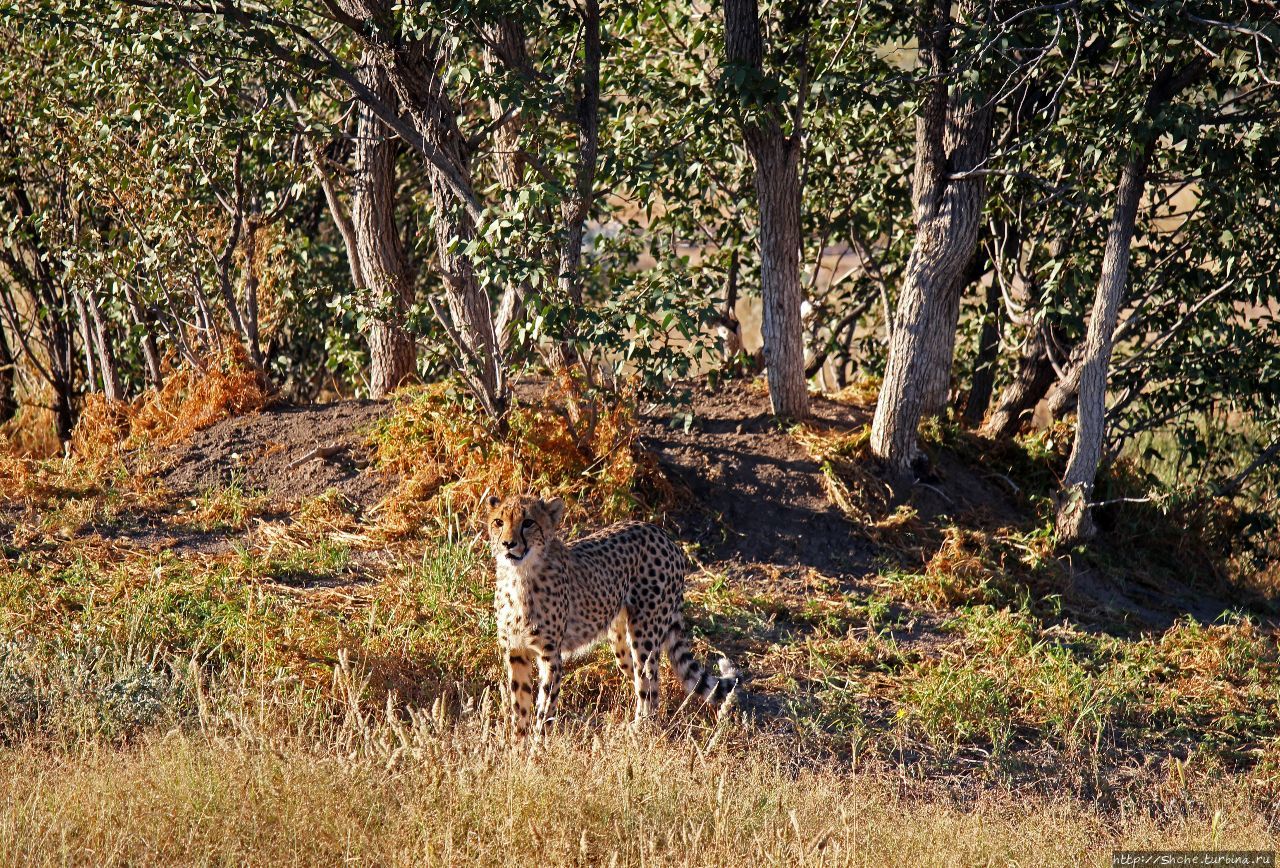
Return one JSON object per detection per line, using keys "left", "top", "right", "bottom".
{"left": 487, "top": 495, "right": 501, "bottom": 510}
{"left": 543, "top": 497, "right": 565, "bottom": 527}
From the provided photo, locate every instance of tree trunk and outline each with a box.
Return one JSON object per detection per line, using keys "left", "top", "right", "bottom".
{"left": 962, "top": 256, "right": 1001, "bottom": 427}
{"left": 1044, "top": 343, "right": 1087, "bottom": 419}
{"left": 0, "top": 324, "right": 16, "bottom": 425}
{"left": 241, "top": 220, "right": 263, "bottom": 369}
{"left": 723, "top": 0, "right": 809, "bottom": 418}
{"left": 925, "top": 240, "right": 988, "bottom": 416}
{"left": 980, "top": 229, "right": 1074, "bottom": 439}
{"left": 125, "top": 282, "right": 164, "bottom": 389}
{"left": 869, "top": 0, "right": 992, "bottom": 477}
{"left": 753, "top": 140, "right": 808, "bottom": 417}
{"left": 321, "top": 1, "right": 507, "bottom": 415}
{"left": 980, "top": 323, "right": 1056, "bottom": 438}
{"left": 913, "top": 272, "right": 964, "bottom": 417}
{"left": 0, "top": 126, "right": 80, "bottom": 443}
{"left": 483, "top": 19, "right": 532, "bottom": 190}
{"left": 1052, "top": 59, "right": 1208, "bottom": 545}
{"left": 52, "top": 378, "right": 75, "bottom": 445}
{"left": 73, "top": 291, "right": 97, "bottom": 391}
{"left": 1054, "top": 151, "right": 1151, "bottom": 543}
{"left": 550, "top": 0, "right": 601, "bottom": 377}
{"left": 85, "top": 289, "right": 122, "bottom": 401}
{"left": 484, "top": 19, "right": 534, "bottom": 352}
{"left": 377, "top": 46, "right": 506, "bottom": 416}
{"left": 353, "top": 50, "right": 417, "bottom": 398}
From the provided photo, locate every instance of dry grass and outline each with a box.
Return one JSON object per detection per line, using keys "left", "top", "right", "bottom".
{"left": 0, "top": 348, "right": 269, "bottom": 541}
{"left": 3, "top": 380, "right": 1280, "bottom": 863}
{"left": 0, "top": 399, "right": 62, "bottom": 459}
{"left": 369, "top": 380, "right": 675, "bottom": 540}
{"left": 70, "top": 346, "right": 269, "bottom": 468}
{"left": 792, "top": 424, "right": 894, "bottom": 526}
{"left": 1, "top": 680, "right": 1275, "bottom": 868}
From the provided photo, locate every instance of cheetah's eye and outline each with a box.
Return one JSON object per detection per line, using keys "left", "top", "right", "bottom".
{"left": 521, "top": 518, "right": 535, "bottom": 530}
{"left": 492, "top": 519, "right": 503, "bottom": 528}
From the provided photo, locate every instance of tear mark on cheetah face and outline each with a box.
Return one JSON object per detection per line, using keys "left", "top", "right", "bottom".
{"left": 486, "top": 493, "right": 565, "bottom": 568}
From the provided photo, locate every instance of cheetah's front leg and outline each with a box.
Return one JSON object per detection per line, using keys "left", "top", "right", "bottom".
{"left": 533, "top": 649, "right": 563, "bottom": 743}
{"left": 506, "top": 649, "right": 536, "bottom": 742}
{"left": 609, "top": 610, "right": 634, "bottom": 684}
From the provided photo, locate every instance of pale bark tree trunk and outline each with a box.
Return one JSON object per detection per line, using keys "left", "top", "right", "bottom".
{"left": 926, "top": 241, "right": 988, "bottom": 416}
{"left": 1053, "top": 59, "right": 1206, "bottom": 544}
{"left": 73, "top": 291, "right": 97, "bottom": 391}
{"left": 870, "top": 0, "right": 993, "bottom": 478}
{"left": 1054, "top": 151, "right": 1151, "bottom": 542}
{"left": 353, "top": 50, "right": 417, "bottom": 398}
{"left": 724, "top": 0, "right": 809, "bottom": 419}
{"left": 85, "top": 289, "right": 122, "bottom": 401}
{"left": 483, "top": 20, "right": 531, "bottom": 190}
{"left": 124, "top": 282, "right": 164, "bottom": 389}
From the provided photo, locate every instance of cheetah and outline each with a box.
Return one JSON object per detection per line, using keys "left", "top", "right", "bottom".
{"left": 486, "top": 493, "right": 739, "bottom": 742}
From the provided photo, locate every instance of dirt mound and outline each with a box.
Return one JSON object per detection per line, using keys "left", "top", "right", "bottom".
{"left": 642, "top": 386, "right": 876, "bottom": 576}
{"left": 160, "top": 400, "right": 391, "bottom": 507}
{"left": 152, "top": 385, "right": 880, "bottom": 579}
{"left": 149, "top": 384, "right": 1014, "bottom": 588}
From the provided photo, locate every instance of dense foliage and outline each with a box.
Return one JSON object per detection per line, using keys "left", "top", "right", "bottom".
{"left": 0, "top": 1, "right": 1276, "bottom": 544}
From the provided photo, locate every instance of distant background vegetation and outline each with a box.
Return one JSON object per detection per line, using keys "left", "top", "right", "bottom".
{"left": 0, "top": 1, "right": 1277, "bottom": 553}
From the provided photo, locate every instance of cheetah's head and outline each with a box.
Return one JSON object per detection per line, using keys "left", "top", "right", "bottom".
{"left": 486, "top": 494, "right": 565, "bottom": 567}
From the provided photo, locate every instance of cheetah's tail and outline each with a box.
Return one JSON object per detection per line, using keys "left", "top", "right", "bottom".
{"left": 664, "top": 619, "right": 740, "bottom": 709}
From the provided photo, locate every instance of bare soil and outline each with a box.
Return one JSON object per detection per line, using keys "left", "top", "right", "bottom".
{"left": 137, "top": 383, "right": 1261, "bottom": 633}
{"left": 159, "top": 399, "right": 389, "bottom": 507}
{"left": 150, "top": 385, "right": 888, "bottom": 581}
{"left": 640, "top": 386, "right": 876, "bottom": 577}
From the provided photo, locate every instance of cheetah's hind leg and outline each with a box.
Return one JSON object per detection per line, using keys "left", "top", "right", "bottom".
{"left": 628, "top": 618, "right": 665, "bottom": 726}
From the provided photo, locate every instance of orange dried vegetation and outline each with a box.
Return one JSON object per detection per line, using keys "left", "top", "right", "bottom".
{"left": 915, "top": 527, "right": 1022, "bottom": 609}
{"left": 371, "top": 378, "right": 675, "bottom": 540}
{"left": 70, "top": 346, "right": 269, "bottom": 466}
{"left": 0, "top": 399, "right": 62, "bottom": 459}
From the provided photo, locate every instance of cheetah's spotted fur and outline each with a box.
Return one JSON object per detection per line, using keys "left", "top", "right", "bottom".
{"left": 486, "top": 494, "right": 739, "bottom": 741}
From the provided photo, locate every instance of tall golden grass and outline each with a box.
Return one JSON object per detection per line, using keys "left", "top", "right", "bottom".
{"left": 2, "top": 671, "right": 1274, "bottom": 868}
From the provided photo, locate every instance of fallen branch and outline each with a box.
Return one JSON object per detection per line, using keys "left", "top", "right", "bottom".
{"left": 1216, "top": 437, "right": 1280, "bottom": 498}
{"left": 1086, "top": 494, "right": 1161, "bottom": 509}
{"left": 287, "top": 442, "right": 346, "bottom": 470}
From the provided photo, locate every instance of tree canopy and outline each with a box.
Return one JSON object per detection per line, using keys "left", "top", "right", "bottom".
{"left": 1, "top": 0, "right": 1277, "bottom": 546}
